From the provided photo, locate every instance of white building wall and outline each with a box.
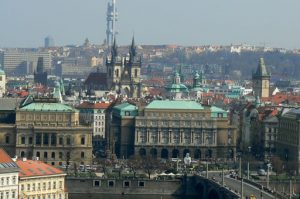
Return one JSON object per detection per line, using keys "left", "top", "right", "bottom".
{"left": 0, "top": 172, "right": 19, "bottom": 199}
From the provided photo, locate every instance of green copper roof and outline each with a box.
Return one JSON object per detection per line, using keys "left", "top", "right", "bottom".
{"left": 20, "top": 103, "right": 75, "bottom": 112}
{"left": 146, "top": 100, "right": 204, "bottom": 110}
{"left": 166, "top": 83, "right": 189, "bottom": 92}
{"left": 114, "top": 103, "right": 138, "bottom": 111}
{"left": 210, "top": 106, "right": 228, "bottom": 118}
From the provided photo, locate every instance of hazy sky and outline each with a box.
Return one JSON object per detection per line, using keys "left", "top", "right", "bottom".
{"left": 1, "top": 0, "right": 299, "bottom": 49}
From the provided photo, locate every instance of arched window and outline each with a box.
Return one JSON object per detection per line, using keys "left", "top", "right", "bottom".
{"left": 21, "top": 151, "right": 25, "bottom": 158}
{"left": 5, "top": 135, "right": 9, "bottom": 144}
{"left": 81, "top": 137, "right": 85, "bottom": 145}
{"left": 36, "top": 151, "right": 40, "bottom": 158}
{"left": 66, "top": 137, "right": 71, "bottom": 145}
{"left": 134, "top": 69, "right": 138, "bottom": 77}
{"left": 81, "top": 152, "right": 85, "bottom": 158}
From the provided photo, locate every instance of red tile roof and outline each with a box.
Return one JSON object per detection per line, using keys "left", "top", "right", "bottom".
{"left": 16, "top": 159, "right": 64, "bottom": 178}
{"left": 0, "top": 148, "right": 14, "bottom": 164}
{"left": 76, "top": 101, "right": 112, "bottom": 109}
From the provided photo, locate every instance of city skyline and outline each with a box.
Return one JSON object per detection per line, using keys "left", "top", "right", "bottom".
{"left": 0, "top": 0, "right": 299, "bottom": 49}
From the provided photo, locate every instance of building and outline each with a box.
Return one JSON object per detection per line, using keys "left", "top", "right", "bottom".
{"left": 134, "top": 100, "right": 236, "bottom": 160}
{"left": 109, "top": 102, "right": 138, "bottom": 158}
{"left": 0, "top": 68, "right": 6, "bottom": 97}
{"left": 16, "top": 158, "right": 67, "bottom": 199}
{"left": 76, "top": 101, "right": 111, "bottom": 152}
{"left": 252, "top": 58, "right": 270, "bottom": 98}
{"left": 262, "top": 115, "right": 278, "bottom": 160}
{"left": 44, "top": 36, "right": 55, "bottom": 48}
{"left": 34, "top": 57, "right": 48, "bottom": 87}
{"left": 277, "top": 108, "right": 300, "bottom": 174}
{"left": 0, "top": 148, "right": 19, "bottom": 199}
{"left": 2, "top": 51, "right": 51, "bottom": 75}
{"left": 165, "top": 72, "right": 189, "bottom": 99}
{"left": 106, "top": 38, "right": 141, "bottom": 98}
{"left": 15, "top": 96, "right": 93, "bottom": 166}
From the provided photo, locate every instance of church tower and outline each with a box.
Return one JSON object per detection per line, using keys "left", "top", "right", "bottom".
{"left": 252, "top": 58, "right": 270, "bottom": 98}
{"left": 106, "top": 38, "right": 122, "bottom": 91}
{"left": 106, "top": 37, "right": 141, "bottom": 98}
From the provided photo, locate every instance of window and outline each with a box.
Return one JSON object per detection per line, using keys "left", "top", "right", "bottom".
{"left": 123, "top": 181, "right": 130, "bottom": 187}
{"left": 29, "top": 137, "right": 33, "bottom": 144}
{"left": 12, "top": 191, "right": 15, "bottom": 198}
{"left": 66, "top": 152, "right": 70, "bottom": 159}
{"left": 51, "top": 134, "right": 57, "bottom": 146}
{"left": 43, "top": 182, "right": 46, "bottom": 190}
{"left": 94, "top": 180, "right": 100, "bottom": 187}
{"left": 108, "top": 180, "right": 114, "bottom": 187}
{"left": 12, "top": 176, "right": 16, "bottom": 184}
{"left": 81, "top": 152, "right": 85, "bottom": 158}
{"left": 38, "top": 183, "right": 41, "bottom": 190}
{"left": 43, "top": 133, "right": 49, "bottom": 145}
{"left": 5, "top": 136, "right": 9, "bottom": 144}
{"left": 32, "top": 183, "right": 35, "bottom": 191}
{"left": 27, "top": 184, "right": 30, "bottom": 191}
{"left": 134, "top": 69, "right": 138, "bottom": 77}
{"left": 36, "top": 133, "right": 42, "bottom": 145}
{"left": 138, "top": 181, "right": 145, "bottom": 187}
{"left": 44, "top": 152, "right": 48, "bottom": 159}
{"left": 48, "top": 182, "right": 51, "bottom": 190}
{"left": 21, "top": 151, "right": 25, "bottom": 158}
{"left": 66, "top": 137, "right": 71, "bottom": 145}
{"left": 59, "top": 137, "right": 63, "bottom": 145}
{"left": 36, "top": 151, "right": 40, "bottom": 158}
{"left": 51, "top": 152, "right": 55, "bottom": 159}
{"left": 81, "top": 137, "right": 85, "bottom": 145}
{"left": 6, "top": 177, "right": 9, "bottom": 185}
{"left": 53, "top": 182, "right": 56, "bottom": 189}
{"left": 21, "top": 136, "right": 26, "bottom": 144}
{"left": 59, "top": 181, "right": 62, "bottom": 189}
{"left": 21, "top": 184, "right": 24, "bottom": 191}
{"left": 59, "top": 152, "right": 63, "bottom": 159}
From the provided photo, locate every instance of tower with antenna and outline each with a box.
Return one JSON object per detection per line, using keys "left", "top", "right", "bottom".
{"left": 106, "top": 0, "right": 118, "bottom": 47}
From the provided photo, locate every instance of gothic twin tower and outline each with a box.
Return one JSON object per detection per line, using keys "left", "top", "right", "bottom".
{"left": 106, "top": 37, "right": 142, "bottom": 98}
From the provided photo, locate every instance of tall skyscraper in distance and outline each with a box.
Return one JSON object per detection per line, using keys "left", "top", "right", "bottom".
{"left": 44, "top": 35, "right": 55, "bottom": 48}
{"left": 106, "top": 0, "right": 118, "bottom": 47}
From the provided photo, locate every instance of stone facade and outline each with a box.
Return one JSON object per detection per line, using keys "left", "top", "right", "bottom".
{"left": 15, "top": 97, "right": 93, "bottom": 166}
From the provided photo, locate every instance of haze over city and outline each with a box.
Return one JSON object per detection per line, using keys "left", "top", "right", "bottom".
{"left": 1, "top": 0, "right": 300, "bottom": 48}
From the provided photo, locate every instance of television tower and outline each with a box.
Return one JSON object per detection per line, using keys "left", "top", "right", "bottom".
{"left": 106, "top": 0, "right": 118, "bottom": 47}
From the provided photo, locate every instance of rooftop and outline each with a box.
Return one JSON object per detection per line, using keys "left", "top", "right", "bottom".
{"left": 146, "top": 100, "right": 204, "bottom": 110}
{"left": 77, "top": 101, "right": 111, "bottom": 109}
{"left": 114, "top": 102, "right": 138, "bottom": 111}
{"left": 16, "top": 159, "right": 64, "bottom": 178}
{"left": 20, "top": 102, "right": 75, "bottom": 112}
{"left": 0, "top": 148, "right": 18, "bottom": 169}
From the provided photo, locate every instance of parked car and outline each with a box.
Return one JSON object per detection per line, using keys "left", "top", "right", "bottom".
{"left": 257, "top": 169, "right": 267, "bottom": 176}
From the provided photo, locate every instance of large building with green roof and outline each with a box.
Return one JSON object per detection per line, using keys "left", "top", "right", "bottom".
{"left": 109, "top": 100, "right": 237, "bottom": 160}
{"left": 14, "top": 97, "right": 93, "bottom": 166}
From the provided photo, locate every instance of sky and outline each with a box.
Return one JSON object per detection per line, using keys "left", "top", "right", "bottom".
{"left": 0, "top": 0, "right": 300, "bottom": 49}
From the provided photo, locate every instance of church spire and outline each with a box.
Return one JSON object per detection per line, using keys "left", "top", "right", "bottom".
{"left": 111, "top": 37, "right": 118, "bottom": 61}
{"left": 129, "top": 36, "right": 136, "bottom": 62}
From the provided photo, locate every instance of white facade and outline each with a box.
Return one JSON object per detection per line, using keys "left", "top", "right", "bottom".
{"left": 19, "top": 175, "right": 67, "bottom": 199}
{"left": 0, "top": 72, "right": 5, "bottom": 97}
{"left": 0, "top": 172, "right": 19, "bottom": 199}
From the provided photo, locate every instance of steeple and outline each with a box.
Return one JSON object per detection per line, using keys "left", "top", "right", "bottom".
{"left": 111, "top": 37, "right": 118, "bottom": 62}
{"left": 253, "top": 58, "right": 270, "bottom": 77}
{"left": 193, "top": 71, "right": 201, "bottom": 88}
{"left": 129, "top": 36, "right": 136, "bottom": 62}
{"left": 252, "top": 58, "right": 270, "bottom": 98}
